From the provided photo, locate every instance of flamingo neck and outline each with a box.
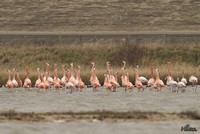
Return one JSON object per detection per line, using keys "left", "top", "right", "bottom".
{"left": 151, "top": 67, "right": 154, "bottom": 79}
{"left": 37, "top": 70, "right": 40, "bottom": 79}
{"left": 156, "top": 71, "right": 160, "bottom": 80}
{"left": 13, "top": 71, "right": 16, "bottom": 80}
{"left": 8, "top": 71, "right": 11, "bottom": 80}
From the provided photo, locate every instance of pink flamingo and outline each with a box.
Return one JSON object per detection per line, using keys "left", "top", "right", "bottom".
{"left": 35, "top": 68, "right": 41, "bottom": 88}
{"left": 134, "top": 69, "right": 144, "bottom": 92}
{"left": 23, "top": 66, "right": 32, "bottom": 89}
{"left": 6, "top": 70, "right": 13, "bottom": 89}
{"left": 16, "top": 69, "right": 22, "bottom": 87}
{"left": 65, "top": 68, "right": 75, "bottom": 93}
{"left": 38, "top": 74, "right": 45, "bottom": 91}
{"left": 121, "top": 61, "right": 134, "bottom": 91}
{"left": 45, "top": 63, "right": 54, "bottom": 86}
{"left": 54, "top": 69, "right": 61, "bottom": 90}
{"left": 105, "top": 61, "right": 119, "bottom": 91}
{"left": 43, "top": 72, "right": 50, "bottom": 90}
{"left": 154, "top": 69, "right": 165, "bottom": 91}
{"left": 104, "top": 74, "right": 113, "bottom": 91}
{"left": 147, "top": 65, "right": 155, "bottom": 87}
{"left": 90, "top": 62, "right": 101, "bottom": 91}
{"left": 60, "top": 64, "right": 67, "bottom": 86}
{"left": 53, "top": 64, "right": 60, "bottom": 82}
{"left": 76, "top": 65, "right": 85, "bottom": 91}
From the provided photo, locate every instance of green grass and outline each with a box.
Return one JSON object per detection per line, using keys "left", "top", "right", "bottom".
{"left": 0, "top": 42, "right": 200, "bottom": 85}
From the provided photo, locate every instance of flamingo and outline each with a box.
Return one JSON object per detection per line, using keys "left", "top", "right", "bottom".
{"left": 68, "top": 63, "right": 78, "bottom": 88}
{"left": 154, "top": 69, "right": 164, "bottom": 91}
{"left": 65, "top": 68, "right": 75, "bottom": 92}
{"left": 38, "top": 74, "right": 45, "bottom": 91}
{"left": 121, "top": 61, "right": 133, "bottom": 91}
{"left": 147, "top": 65, "right": 155, "bottom": 87}
{"left": 76, "top": 65, "right": 85, "bottom": 91}
{"left": 23, "top": 66, "right": 32, "bottom": 89}
{"left": 6, "top": 70, "right": 13, "bottom": 89}
{"left": 181, "top": 69, "right": 187, "bottom": 85}
{"left": 134, "top": 69, "right": 144, "bottom": 92}
{"left": 12, "top": 68, "right": 18, "bottom": 88}
{"left": 104, "top": 74, "right": 113, "bottom": 91}
{"left": 125, "top": 73, "right": 134, "bottom": 91}
{"left": 45, "top": 63, "right": 54, "bottom": 86}
{"left": 121, "top": 61, "right": 128, "bottom": 88}
{"left": 43, "top": 72, "right": 50, "bottom": 90}
{"left": 60, "top": 65, "right": 67, "bottom": 86}
{"left": 177, "top": 78, "right": 186, "bottom": 92}
{"left": 166, "top": 62, "right": 174, "bottom": 86}
{"left": 54, "top": 69, "right": 61, "bottom": 90}
{"left": 189, "top": 75, "right": 198, "bottom": 92}
{"left": 90, "top": 62, "right": 101, "bottom": 91}
{"left": 105, "top": 61, "right": 119, "bottom": 91}
{"left": 16, "top": 69, "right": 22, "bottom": 87}
{"left": 35, "top": 68, "right": 41, "bottom": 88}
{"left": 53, "top": 64, "right": 60, "bottom": 82}
{"left": 165, "top": 62, "right": 178, "bottom": 92}
{"left": 136, "top": 65, "right": 148, "bottom": 85}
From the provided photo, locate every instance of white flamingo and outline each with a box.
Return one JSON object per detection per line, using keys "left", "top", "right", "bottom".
{"left": 45, "top": 63, "right": 54, "bottom": 86}
{"left": 12, "top": 68, "right": 18, "bottom": 88}
{"left": 189, "top": 75, "right": 198, "bottom": 92}
{"left": 181, "top": 69, "right": 187, "bottom": 85}
{"left": 177, "top": 78, "right": 186, "bottom": 92}
{"left": 166, "top": 62, "right": 174, "bottom": 86}
{"left": 35, "top": 68, "right": 41, "bottom": 88}
{"left": 136, "top": 65, "right": 148, "bottom": 84}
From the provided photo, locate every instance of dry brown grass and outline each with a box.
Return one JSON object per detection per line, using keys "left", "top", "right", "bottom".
{"left": 0, "top": 0, "right": 199, "bottom": 32}
{"left": 0, "top": 40, "right": 200, "bottom": 85}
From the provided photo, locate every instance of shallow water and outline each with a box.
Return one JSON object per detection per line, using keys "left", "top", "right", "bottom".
{"left": 0, "top": 86, "right": 200, "bottom": 134}
{"left": 0, "top": 86, "right": 199, "bottom": 113}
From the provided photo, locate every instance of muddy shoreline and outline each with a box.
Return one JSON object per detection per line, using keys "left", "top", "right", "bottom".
{"left": 0, "top": 110, "right": 199, "bottom": 122}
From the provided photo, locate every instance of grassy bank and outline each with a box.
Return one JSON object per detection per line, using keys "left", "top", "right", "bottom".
{"left": 0, "top": 0, "right": 199, "bottom": 31}
{"left": 0, "top": 42, "right": 200, "bottom": 85}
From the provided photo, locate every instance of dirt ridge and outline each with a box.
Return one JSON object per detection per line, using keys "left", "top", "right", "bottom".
{"left": 0, "top": 110, "right": 199, "bottom": 122}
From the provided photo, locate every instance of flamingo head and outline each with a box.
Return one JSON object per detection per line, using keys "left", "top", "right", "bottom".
{"left": 45, "top": 63, "right": 50, "bottom": 66}
{"left": 122, "top": 60, "right": 126, "bottom": 64}
{"left": 167, "top": 61, "right": 171, "bottom": 65}
{"left": 70, "top": 63, "right": 74, "bottom": 67}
